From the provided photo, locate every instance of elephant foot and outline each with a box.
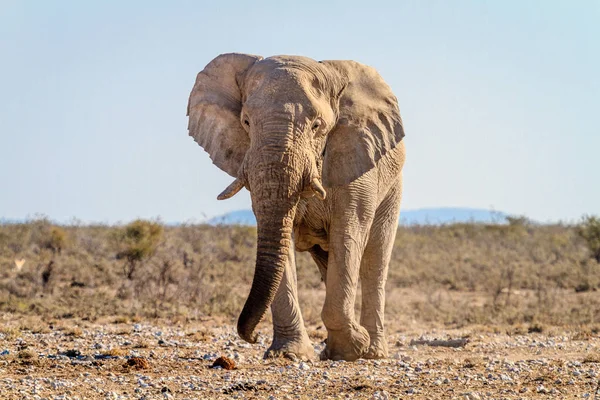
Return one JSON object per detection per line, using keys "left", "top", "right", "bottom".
{"left": 264, "top": 334, "right": 315, "bottom": 361}
{"left": 320, "top": 322, "right": 370, "bottom": 361}
{"left": 363, "top": 334, "right": 389, "bottom": 359}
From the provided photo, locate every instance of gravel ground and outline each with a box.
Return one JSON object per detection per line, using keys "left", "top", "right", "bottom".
{"left": 0, "top": 317, "right": 599, "bottom": 399}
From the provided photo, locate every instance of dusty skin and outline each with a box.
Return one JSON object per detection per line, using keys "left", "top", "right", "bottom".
{"left": 188, "top": 54, "right": 406, "bottom": 360}
{"left": 0, "top": 315, "right": 598, "bottom": 399}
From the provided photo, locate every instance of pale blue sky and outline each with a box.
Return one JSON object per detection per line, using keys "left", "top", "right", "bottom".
{"left": 1, "top": 0, "right": 598, "bottom": 223}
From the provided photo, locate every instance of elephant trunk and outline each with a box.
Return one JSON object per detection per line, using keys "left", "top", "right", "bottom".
{"left": 237, "top": 140, "right": 303, "bottom": 343}
{"left": 237, "top": 197, "right": 297, "bottom": 343}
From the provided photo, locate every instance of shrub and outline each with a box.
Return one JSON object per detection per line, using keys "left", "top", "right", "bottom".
{"left": 577, "top": 215, "right": 600, "bottom": 263}
{"left": 115, "top": 220, "right": 163, "bottom": 279}
{"left": 506, "top": 215, "right": 531, "bottom": 227}
{"left": 44, "top": 227, "right": 67, "bottom": 254}
{"left": 1, "top": 220, "right": 598, "bottom": 325}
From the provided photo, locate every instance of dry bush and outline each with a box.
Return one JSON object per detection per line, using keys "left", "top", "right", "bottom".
{"left": 103, "top": 348, "right": 127, "bottom": 357}
{"left": 17, "top": 349, "right": 37, "bottom": 359}
{"left": 577, "top": 215, "right": 600, "bottom": 263}
{"left": 44, "top": 227, "right": 68, "bottom": 255}
{"left": 114, "top": 220, "right": 163, "bottom": 280}
{"left": 64, "top": 326, "right": 84, "bottom": 337}
{"left": 0, "top": 219, "right": 598, "bottom": 328}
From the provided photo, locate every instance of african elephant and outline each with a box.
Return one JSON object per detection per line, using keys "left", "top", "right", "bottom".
{"left": 187, "top": 53, "right": 406, "bottom": 361}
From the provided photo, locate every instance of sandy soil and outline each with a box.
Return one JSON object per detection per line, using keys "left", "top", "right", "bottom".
{"left": 0, "top": 316, "right": 599, "bottom": 399}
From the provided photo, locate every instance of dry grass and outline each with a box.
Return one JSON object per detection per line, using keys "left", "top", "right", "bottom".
{"left": 114, "top": 327, "right": 132, "bottom": 336}
{"left": 0, "top": 219, "right": 599, "bottom": 329}
{"left": 185, "top": 329, "right": 210, "bottom": 342}
{"left": 64, "top": 326, "right": 84, "bottom": 337}
{"left": 0, "top": 326, "right": 20, "bottom": 340}
{"left": 17, "top": 349, "right": 36, "bottom": 359}
{"left": 462, "top": 357, "right": 483, "bottom": 369}
{"left": 582, "top": 354, "right": 600, "bottom": 364}
{"left": 102, "top": 348, "right": 128, "bottom": 357}
{"left": 133, "top": 339, "right": 151, "bottom": 348}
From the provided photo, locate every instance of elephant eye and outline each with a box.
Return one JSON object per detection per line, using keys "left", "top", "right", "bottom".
{"left": 312, "top": 120, "right": 322, "bottom": 131}
{"left": 244, "top": 119, "right": 250, "bottom": 127}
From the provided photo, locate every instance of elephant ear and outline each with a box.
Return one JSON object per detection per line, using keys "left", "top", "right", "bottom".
{"left": 320, "top": 60, "right": 405, "bottom": 187}
{"left": 187, "top": 53, "right": 263, "bottom": 177}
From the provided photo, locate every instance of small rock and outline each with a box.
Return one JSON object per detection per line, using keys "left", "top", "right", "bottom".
{"left": 373, "top": 390, "right": 390, "bottom": 400}
{"left": 211, "top": 356, "right": 235, "bottom": 370}
{"left": 63, "top": 349, "right": 82, "bottom": 358}
{"left": 298, "top": 362, "right": 310, "bottom": 371}
{"left": 123, "top": 357, "right": 150, "bottom": 370}
{"left": 536, "top": 384, "right": 547, "bottom": 394}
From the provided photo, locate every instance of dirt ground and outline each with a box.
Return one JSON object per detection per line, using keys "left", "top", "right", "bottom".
{"left": 0, "top": 316, "right": 599, "bottom": 399}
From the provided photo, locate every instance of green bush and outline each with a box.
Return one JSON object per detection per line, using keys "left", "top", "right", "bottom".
{"left": 115, "top": 220, "right": 163, "bottom": 279}
{"left": 577, "top": 215, "right": 600, "bottom": 263}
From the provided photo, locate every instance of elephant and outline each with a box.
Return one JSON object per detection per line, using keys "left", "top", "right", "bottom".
{"left": 187, "top": 53, "right": 406, "bottom": 361}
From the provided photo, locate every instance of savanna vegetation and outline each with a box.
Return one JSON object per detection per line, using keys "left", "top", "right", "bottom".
{"left": 0, "top": 217, "right": 599, "bottom": 330}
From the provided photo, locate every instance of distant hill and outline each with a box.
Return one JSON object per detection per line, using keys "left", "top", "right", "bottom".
{"left": 0, "top": 218, "right": 24, "bottom": 225}
{"left": 208, "top": 210, "right": 257, "bottom": 226}
{"left": 208, "top": 208, "right": 508, "bottom": 226}
{"left": 399, "top": 208, "right": 507, "bottom": 225}
{"left": 2, "top": 208, "right": 508, "bottom": 227}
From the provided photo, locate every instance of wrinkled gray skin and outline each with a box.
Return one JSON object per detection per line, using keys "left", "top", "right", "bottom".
{"left": 187, "top": 54, "right": 406, "bottom": 361}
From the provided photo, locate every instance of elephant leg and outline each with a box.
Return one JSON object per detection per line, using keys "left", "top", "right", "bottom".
{"left": 265, "top": 243, "right": 314, "bottom": 361}
{"left": 359, "top": 177, "right": 402, "bottom": 359}
{"left": 320, "top": 173, "right": 377, "bottom": 361}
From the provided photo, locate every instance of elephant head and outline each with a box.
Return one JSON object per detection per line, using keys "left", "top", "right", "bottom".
{"left": 188, "top": 53, "right": 404, "bottom": 343}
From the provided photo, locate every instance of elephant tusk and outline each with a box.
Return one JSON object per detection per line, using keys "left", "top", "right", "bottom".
{"left": 217, "top": 177, "right": 245, "bottom": 200}
{"left": 310, "top": 177, "right": 327, "bottom": 200}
